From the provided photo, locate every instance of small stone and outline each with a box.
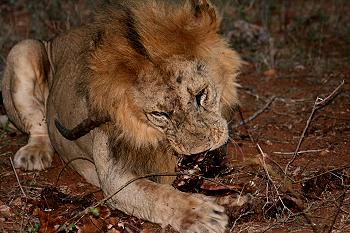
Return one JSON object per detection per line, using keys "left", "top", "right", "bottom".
{"left": 263, "top": 69, "right": 277, "bottom": 77}
{"left": 320, "top": 149, "right": 330, "bottom": 156}
{"left": 295, "top": 65, "right": 305, "bottom": 71}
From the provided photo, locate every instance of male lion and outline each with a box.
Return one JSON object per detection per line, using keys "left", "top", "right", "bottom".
{"left": 2, "top": 0, "right": 241, "bottom": 232}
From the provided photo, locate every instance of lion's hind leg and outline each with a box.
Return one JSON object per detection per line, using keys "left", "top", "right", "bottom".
{"left": 2, "top": 39, "right": 54, "bottom": 170}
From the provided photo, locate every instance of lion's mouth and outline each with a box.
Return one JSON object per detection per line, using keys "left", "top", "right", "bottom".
{"left": 183, "top": 149, "right": 211, "bottom": 158}
{"left": 177, "top": 142, "right": 228, "bottom": 159}
{"left": 175, "top": 143, "right": 228, "bottom": 176}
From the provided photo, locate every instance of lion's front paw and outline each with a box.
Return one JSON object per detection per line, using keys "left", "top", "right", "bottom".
{"left": 14, "top": 136, "right": 54, "bottom": 170}
{"left": 172, "top": 194, "right": 228, "bottom": 233}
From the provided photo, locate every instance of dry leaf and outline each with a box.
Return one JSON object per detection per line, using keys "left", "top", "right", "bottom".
{"left": 0, "top": 205, "right": 11, "bottom": 218}
{"left": 34, "top": 208, "right": 57, "bottom": 233}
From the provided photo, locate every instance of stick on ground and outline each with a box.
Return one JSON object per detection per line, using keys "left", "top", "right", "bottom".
{"left": 284, "top": 80, "right": 344, "bottom": 174}
{"left": 9, "top": 157, "right": 27, "bottom": 198}
{"left": 273, "top": 149, "right": 325, "bottom": 155}
{"left": 232, "top": 96, "right": 276, "bottom": 129}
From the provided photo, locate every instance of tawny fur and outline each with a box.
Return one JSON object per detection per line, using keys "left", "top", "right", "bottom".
{"left": 2, "top": 1, "right": 242, "bottom": 232}
{"left": 87, "top": 0, "right": 240, "bottom": 146}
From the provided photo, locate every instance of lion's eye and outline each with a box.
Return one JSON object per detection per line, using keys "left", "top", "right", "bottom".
{"left": 146, "top": 111, "right": 170, "bottom": 128}
{"left": 151, "top": 111, "right": 169, "bottom": 118}
{"left": 194, "top": 88, "right": 207, "bottom": 108}
{"left": 147, "top": 111, "right": 170, "bottom": 128}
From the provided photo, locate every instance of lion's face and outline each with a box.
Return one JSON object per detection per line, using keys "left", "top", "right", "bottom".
{"left": 84, "top": 0, "right": 241, "bottom": 155}
{"left": 130, "top": 57, "right": 228, "bottom": 155}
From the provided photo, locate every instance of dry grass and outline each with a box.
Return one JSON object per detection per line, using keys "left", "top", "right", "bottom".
{"left": 0, "top": 1, "right": 349, "bottom": 232}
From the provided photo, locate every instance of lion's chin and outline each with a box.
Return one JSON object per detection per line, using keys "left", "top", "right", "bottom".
{"left": 170, "top": 133, "right": 229, "bottom": 157}
{"left": 173, "top": 142, "right": 227, "bottom": 158}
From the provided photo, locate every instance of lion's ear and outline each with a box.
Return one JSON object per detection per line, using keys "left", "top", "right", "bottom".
{"left": 190, "top": 0, "right": 217, "bottom": 24}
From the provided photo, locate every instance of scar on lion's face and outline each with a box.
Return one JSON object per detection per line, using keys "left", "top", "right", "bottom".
{"left": 130, "top": 57, "right": 228, "bottom": 155}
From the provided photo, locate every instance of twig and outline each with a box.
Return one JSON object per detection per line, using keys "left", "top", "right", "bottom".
{"left": 273, "top": 149, "right": 325, "bottom": 155}
{"left": 296, "top": 165, "right": 350, "bottom": 184}
{"left": 265, "top": 156, "right": 294, "bottom": 183}
{"left": 237, "top": 86, "right": 268, "bottom": 102}
{"left": 259, "top": 205, "right": 320, "bottom": 233}
{"left": 284, "top": 80, "right": 344, "bottom": 173}
{"left": 237, "top": 106, "right": 256, "bottom": 143}
{"left": 9, "top": 157, "right": 27, "bottom": 198}
{"left": 9, "top": 157, "right": 28, "bottom": 232}
{"left": 55, "top": 157, "right": 95, "bottom": 186}
{"left": 256, "top": 146, "right": 318, "bottom": 232}
{"left": 230, "top": 211, "right": 254, "bottom": 232}
{"left": 232, "top": 96, "right": 276, "bottom": 129}
{"left": 326, "top": 186, "right": 349, "bottom": 233}
{"left": 256, "top": 144, "right": 291, "bottom": 213}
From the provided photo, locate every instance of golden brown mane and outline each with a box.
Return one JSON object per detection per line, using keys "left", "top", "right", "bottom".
{"left": 84, "top": 0, "right": 240, "bottom": 148}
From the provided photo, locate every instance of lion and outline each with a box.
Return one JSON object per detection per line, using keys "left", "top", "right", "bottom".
{"left": 1, "top": 0, "right": 242, "bottom": 232}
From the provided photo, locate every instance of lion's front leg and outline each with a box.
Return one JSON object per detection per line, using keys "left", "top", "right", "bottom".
{"left": 2, "top": 39, "right": 54, "bottom": 170}
{"left": 92, "top": 129, "right": 228, "bottom": 233}
{"left": 114, "top": 179, "right": 228, "bottom": 233}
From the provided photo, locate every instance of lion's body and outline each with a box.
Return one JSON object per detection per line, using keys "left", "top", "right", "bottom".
{"left": 44, "top": 31, "right": 101, "bottom": 185}
{"left": 2, "top": 1, "right": 242, "bottom": 232}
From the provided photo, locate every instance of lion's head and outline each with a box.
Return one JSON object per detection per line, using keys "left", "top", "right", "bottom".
{"left": 131, "top": 57, "right": 234, "bottom": 155}
{"left": 56, "top": 0, "right": 241, "bottom": 156}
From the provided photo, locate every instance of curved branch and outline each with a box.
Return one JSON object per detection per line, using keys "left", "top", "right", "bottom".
{"left": 55, "top": 115, "right": 110, "bottom": 141}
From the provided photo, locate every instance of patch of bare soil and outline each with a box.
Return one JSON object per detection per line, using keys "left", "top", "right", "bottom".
{"left": 1, "top": 1, "right": 350, "bottom": 232}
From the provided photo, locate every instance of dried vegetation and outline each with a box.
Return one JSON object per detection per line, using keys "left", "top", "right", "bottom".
{"left": 1, "top": 0, "right": 350, "bottom": 232}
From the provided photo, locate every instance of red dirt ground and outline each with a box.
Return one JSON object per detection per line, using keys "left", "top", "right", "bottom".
{"left": 1, "top": 64, "right": 349, "bottom": 232}
{"left": 1, "top": 1, "right": 349, "bottom": 232}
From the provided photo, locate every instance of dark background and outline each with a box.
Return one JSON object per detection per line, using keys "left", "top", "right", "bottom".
{"left": 0, "top": 1, "right": 349, "bottom": 232}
